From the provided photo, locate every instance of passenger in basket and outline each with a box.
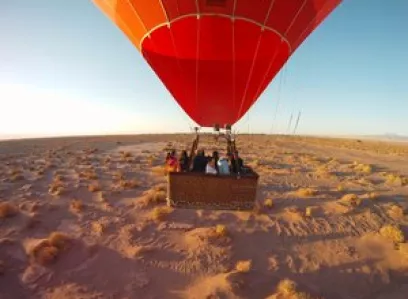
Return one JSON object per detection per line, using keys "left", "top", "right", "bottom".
{"left": 229, "top": 150, "right": 244, "bottom": 174}
{"left": 217, "top": 156, "right": 230, "bottom": 175}
{"left": 192, "top": 149, "right": 207, "bottom": 172}
{"left": 212, "top": 151, "right": 220, "bottom": 172}
{"left": 205, "top": 157, "right": 217, "bottom": 175}
{"left": 178, "top": 150, "right": 190, "bottom": 172}
{"left": 166, "top": 149, "right": 179, "bottom": 173}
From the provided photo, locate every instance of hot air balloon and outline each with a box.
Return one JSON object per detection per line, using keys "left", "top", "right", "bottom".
{"left": 92, "top": 0, "right": 341, "bottom": 210}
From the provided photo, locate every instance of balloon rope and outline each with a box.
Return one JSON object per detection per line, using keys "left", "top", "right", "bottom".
{"left": 270, "top": 64, "right": 287, "bottom": 134}
{"left": 232, "top": 15, "right": 236, "bottom": 117}
{"left": 195, "top": 17, "right": 201, "bottom": 125}
{"left": 236, "top": 0, "right": 275, "bottom": 121}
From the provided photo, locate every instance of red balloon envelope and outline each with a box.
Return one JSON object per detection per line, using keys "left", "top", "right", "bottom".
{"left": 93, "top": 0, "right": 341, "bottom": 127}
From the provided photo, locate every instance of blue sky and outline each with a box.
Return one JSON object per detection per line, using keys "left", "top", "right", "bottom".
{"left": 0, "top": 0, "right": 407, "bottom": 139}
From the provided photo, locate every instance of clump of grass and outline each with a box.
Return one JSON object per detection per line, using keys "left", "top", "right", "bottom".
{"left": 36, "top": 169, "right": 45, "bottom": 176}
{"left": 296, "top": 188, "right": 317, "bottom": 197}
{"left": 151, "top": 190, "right": 166, "bottom": 203}
{"left": 315, "top": 166, "right": 330, "bottom": 177}
{"left": 355, "top": 163, "right": 373, "bottom": 174}
{"left": 385, "top": 174, "right": 407, "bottom": 186}
{"left": 235, "top": 260, "right": 251, "bottom": 273}
{"left": 119, "top": 179, "right": 139, "bottom": 190}
{"left": 70, "top": 199, "right": 83, "bottom": 213}
{"left": 277, "top": 279, "right": 297, "bottom": 295}
{"left": 305, "top": 207, "right": 313, "bottom": 217}
{"left": 368, "top": 192, "right": 379, "bottom": 200}
{"left": 215, "top": 224, "right": 227, "bottom": 237}
{"left": 78, "top": 169, "right": 98, "bottom": 180}
{"left": 10, "top": 173, "right": 25, "bottom": 182}
{"left": 264, "top": 199, "right": 273, "bottom": 209}
{"left": 92, "top": 222, "right": 104, "bottom": 235}
{"left": 274, "top": 279, "right": 315, "bottom": 299}
{"left": 379, "top": 224, "right": 405, "bottom": 244}
{"left": 30, "top": 232, "right": 71, "bottom": 265}
{"left": 153, "top": 183, "right": 167, "bottom": 192}
{"left": 112, "top": 171, "right": 125, "bottom": 181}
{"left": 341, "top": 193, "right": 361, "bottom": 207}
{"left": 88, "top": 182, "right": 101, "bottom": 192}
{"left": 48, "top": 177, "right": 65, "bottom": 196}
{"left": 387, "top": 204, "right": 404, "bottom": 219}
{"left": 0, "top": 202, "right": 18, "bottom": 218}
{"left": 48, "top": 232, "right": 70, "bottom": 250}
{"left": 151, "top": 206, "right": 173, "bottom": 221}
{"left": 120, "top": 151, "right": 132, "bottom": 158}
{"left": 337, "top": 184, "right": 345, "bottom": 192}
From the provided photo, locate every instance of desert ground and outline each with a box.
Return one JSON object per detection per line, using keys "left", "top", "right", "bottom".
{"left": 0, "top": 134, "right": 407, "bottom": 299}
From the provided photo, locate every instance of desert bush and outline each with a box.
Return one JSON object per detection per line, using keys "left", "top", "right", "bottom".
{"left": 0, "top": 202, "right": 18, "bottom": 218}
{"left": 379, "top": 225, "right": 405, "bottom": 244}
{"left": 235, "top": 260, "right": 251, "bottom": 273}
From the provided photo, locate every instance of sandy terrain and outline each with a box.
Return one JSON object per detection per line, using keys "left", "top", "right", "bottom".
{"left": 0, "top": 134, "right": 407, "bottom": 299}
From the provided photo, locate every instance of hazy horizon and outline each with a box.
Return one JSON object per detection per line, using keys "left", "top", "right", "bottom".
{"left": 1, "top": 1, "right": 407, "bottom": 139}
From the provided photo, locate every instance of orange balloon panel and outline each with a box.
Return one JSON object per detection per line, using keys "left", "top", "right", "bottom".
{"left": 93, "top": 0, "right": 342, "bottom": 127}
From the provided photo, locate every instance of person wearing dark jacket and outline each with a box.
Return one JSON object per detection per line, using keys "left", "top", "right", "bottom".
{"left": 192, "top": 149, "right": 207, "bottom": 172}
{"left": 229, "top": 150, "right": 243, "bottom": 174}
{"left": 178, "top": 150, "right": 190, "bottom": 172}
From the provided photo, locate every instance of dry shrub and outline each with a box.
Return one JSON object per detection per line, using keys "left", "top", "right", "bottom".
{"left": 151, "top": 206, "right": 173, "bottom": 221}
{"left": 355, "top": 163, "right": 373, "bottom": 174}
{"left": 151, "top": 190, "right": 166, "bottom": 203}
{"left": 70, "top": 199, "right": 83, "bottom": 213}
{"left": 31, "top": 242, "right": 59, "bottom": 265}
{"left": 121, "top": 151, "right": 132, "bottom": 158}
{"left": 277, "top": 279, "right": 297, "bottom": 295}
{"left": 103, "top": 156, "right": 111, "bottom": 164}
{"left": 274, "top": 279, "right": 315, "bottom": 299}
{"left": 88, "top": 182, "right": 101, "bottom": 192}
{"left": 379, "top": 225, "right": 405, "bottom": 244}
{"left": 305, "top": 207, "right": 313, "bottom": 217}
{"left": 48, "top": 184, "right": 65, "bottom": 196}
{"left": 368, "top": 192, "right": 379, "bottom": 200}
{"left": 0, "top": 202, "right": 18, "bottom": 218}
{"left": 215, "top": 224, "right": 227, "bottom": 237}
{"left": 153, "top": 183, "right": 167, "bottom": 192}
{"left": 54, "top": 174, "right": 65, "bottom": 182}
{"left": 112, "top": 171, "right": 125, "bottom": 181}
{"left": 36, "top": 169, "right": 45, "bottom": 176}
{"left": 79, "top": 169, "right": 98, "bottom": 180}
{"left": 296, "top": 188, "right": 317, "bottom": 197}
{"left": 48, "top": 177, "right": 65, "bottom": 196}
{"left": 385, "top": 174, "right": 408, "bottom": 186}
{"left": 264, "top": 198, "right": 273, "bottom": 209}
{"left": 30, "top": 232, "right": 71, "bottom": 265}
{"left": 341, "top": 193, "right": 361, "bottom": 207}
{"left": 337, "top": 184, "right": 345, "bottom": 192}
{"left": 119, "top": 179, "right": 139, "bottom": 190}
{"left": 48, "top": 232, "right": 70, "bottom": 250}
{"left": 92, "top": 222, "right": 104, "bottom": 235}
{"left": 10, "top": 173, "right": 25, "bottom": 182}
{"left": 315, "top": 166, "right": 330, "bottom": 177}
{"left": 387, "top": 205, "right": 404, "bottom": 219}
{"left": 235, "top": 260, "right": 251, "bottom": 273}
